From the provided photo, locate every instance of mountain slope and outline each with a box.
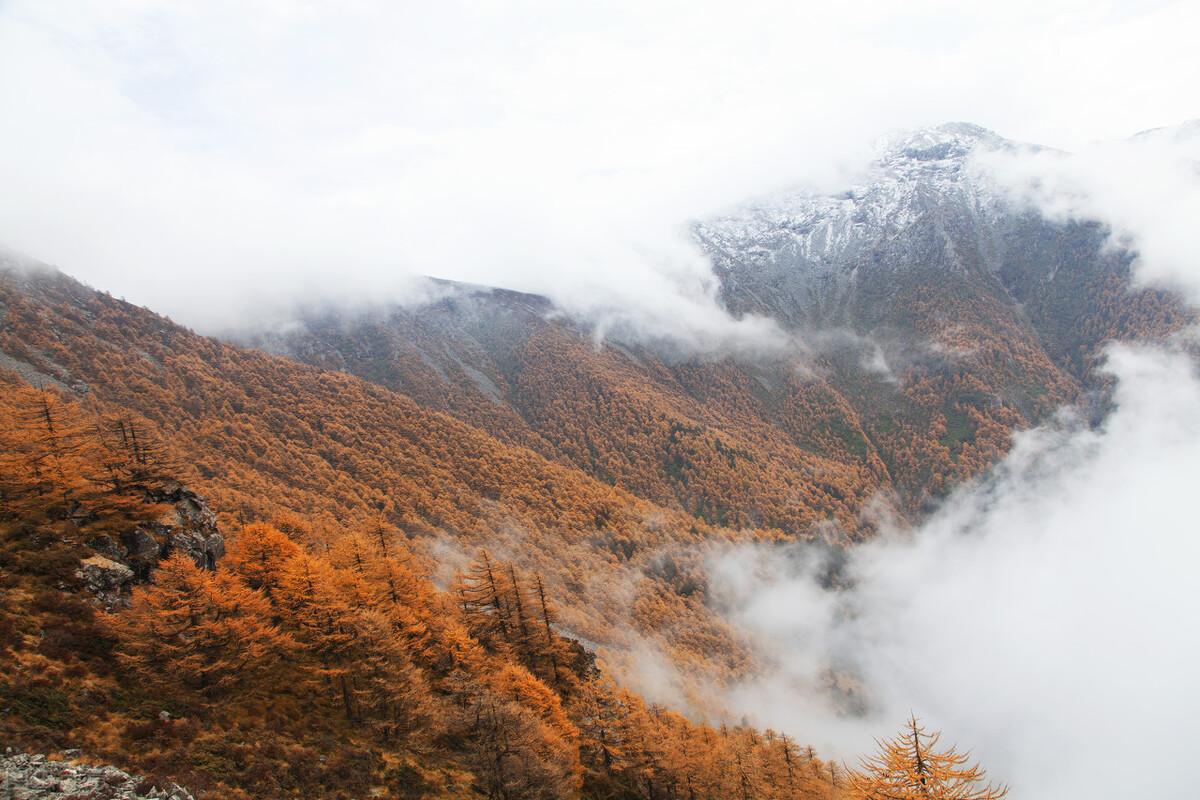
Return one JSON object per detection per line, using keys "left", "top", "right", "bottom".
{"left": 0, "top": 376, "right": 848, "bottom": 800}
{"left": 0, "top": 261, "right": 754, "bottom": 695}
{"left": 698, "top": 123, "right": 1188, "bottom": 377}
{"left": 243, "top": 125, "right": 1189, "bottom": 524}
{"left": 246, "top": 294, "right": 892, "bottom": 535}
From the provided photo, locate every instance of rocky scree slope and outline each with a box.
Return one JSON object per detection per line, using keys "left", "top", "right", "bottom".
{"left": 0, "top": 753, "right": 195, "bottom": 800}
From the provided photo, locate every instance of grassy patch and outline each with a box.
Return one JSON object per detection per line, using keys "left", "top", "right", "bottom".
{"left": 940, "top": 409, "right": 976, "bottom": 449}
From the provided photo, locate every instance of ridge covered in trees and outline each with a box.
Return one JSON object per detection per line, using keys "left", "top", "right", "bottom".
{"left": 246, "top": 237, "right": 1190, "bottom": 528}
{"left": 0, "top": 380, "right": 868, "bottom": 798}
{"left": 0, "top": 265, "right": 768, "bottom": 695}
{"left": 4, "top": 260, "right": 1185, "bottom": 702}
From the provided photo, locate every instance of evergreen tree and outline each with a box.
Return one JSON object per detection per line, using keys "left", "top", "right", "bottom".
{"left": 274, "top": 554, "right": 361, "bottom": 720}
{"left": 456, "top": 550, "right": 514, "bottom": 649}
{"left": 348, "top": 607, "right": 437, "bottom": 742}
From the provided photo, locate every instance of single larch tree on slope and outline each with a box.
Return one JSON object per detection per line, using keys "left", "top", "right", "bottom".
{"left": 849, "top": 715, "right": 1007, "bottom": 800}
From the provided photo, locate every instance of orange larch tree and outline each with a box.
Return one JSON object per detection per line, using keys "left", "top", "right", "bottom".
{"left": 848, "top": 716, "right": 1007, "bottom": 800}
{"left": 113, "top": 553, "right": 297, "bottom": 702}
{"left": 223, "top": 521, "right": 303, "bottom": 597}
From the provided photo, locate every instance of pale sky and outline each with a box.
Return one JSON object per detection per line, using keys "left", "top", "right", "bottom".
{"left": 0, "top": 0, "right": 1196, "bottom": 332}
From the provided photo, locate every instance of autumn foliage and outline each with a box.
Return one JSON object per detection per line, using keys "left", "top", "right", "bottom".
{"left": 848, "top": 716, "right": 1007, "bottom": 800}
{"left": 12, "top": 262, "right": 1158, "bottom": 798}
{"left": 0, "top": 266, "right": 763, "bottom": 692}
{"left": 0, "top": 384, "right": 887, "bottom": 798}
{"left": 252, "top": 271, "right": 1190, "bottom": 537}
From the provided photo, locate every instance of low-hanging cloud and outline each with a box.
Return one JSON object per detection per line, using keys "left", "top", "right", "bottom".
{"left": 2, "top": 1, "right": 1199, "bottom": 350}
{"left": 713, "top": 340, "right": 1200, "bottom": 797}
{"left": 977, "top": 120, "right": 1200, "bottom": 301}
{"left": 707, "top": 128, "right": 1200, "bottom": 798}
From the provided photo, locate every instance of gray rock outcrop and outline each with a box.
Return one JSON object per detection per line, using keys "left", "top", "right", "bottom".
{"left": 0, "top": 752, "right": 194, "bottom": 800}
{"left": 75, "top": 483, "right": 224, "bottom": 608}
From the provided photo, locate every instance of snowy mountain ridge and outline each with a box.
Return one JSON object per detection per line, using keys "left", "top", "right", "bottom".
{"left": 695, "top": 122, "right": 1021, "bottom": 273}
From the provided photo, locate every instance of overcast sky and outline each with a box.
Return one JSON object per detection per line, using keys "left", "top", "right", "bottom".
{"left": 1, "top": 0, "right": 1197, "bottom": 333}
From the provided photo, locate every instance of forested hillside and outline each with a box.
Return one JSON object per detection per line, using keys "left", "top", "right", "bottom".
{"left": 1, "top": 144, "right": 1186, "bottom": 797}
{"left": 0, "top": 229, "right": 1187, "bottom": 695}
{"left": 0, "top": 377, "right": 857, "bottom": 799}
{"left": 0, "top": 263, "right": 762, "bottom": 697}
{"left": 0, "top": 127, "right": 1189, "bottom": 795}
{"left": 1, "top": 0, "right": 1192, "bottom": 791}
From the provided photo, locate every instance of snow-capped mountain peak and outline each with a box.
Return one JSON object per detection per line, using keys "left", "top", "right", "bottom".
{"left": 695, "top": 123, "right": 1016, "bottom": 282}
{"left": 879, "top": 121, "right": 1003, "bottom": 161}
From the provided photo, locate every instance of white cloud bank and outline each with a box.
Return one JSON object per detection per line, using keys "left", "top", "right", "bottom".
{"left": 710, "top": 130, "right": 1200, "bottom": 797}
{"left": 714, "top": 340, "right": 1200, "bottom": 797}
{"left": 979, "top": 120, "right": 1200, "bottom": 302}
{"left": 1, "top": 1, "right": 1198, "bottom": 345}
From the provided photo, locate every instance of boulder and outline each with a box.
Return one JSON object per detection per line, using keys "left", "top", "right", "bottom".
{"left": 75, "top": 555, "right": 135, "bottom": 598}
{"left": 84, "top": 535, "right": 124, "bottom": 562}
{"left": 119, "top": 529, "right": 161, "bottom": 579}
{"left": 143, "top": 483, "right": 224, "bottom": 571}
{"left": 166, "top": 527, "right": 224, "bottom": 572}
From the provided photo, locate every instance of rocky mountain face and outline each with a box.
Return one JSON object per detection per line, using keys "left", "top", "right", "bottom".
{"left": 240, "top": 124, "right": 1189, "bottom": 524}
{"left": 696, "top": 122, "right": 1187, "bottom": 376}
{"left": 698, "top": 123, "right": 1017, "bottom": 329}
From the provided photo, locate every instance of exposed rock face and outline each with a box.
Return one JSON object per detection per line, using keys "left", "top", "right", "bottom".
{"left": 76, "top": 483, "right": 224, "bottom": 607}
{"left": 695, "top": 123, "right": 1017, "bottom": 328}
{"left": 135, "top": 482, "right": 225, "bottom": 575}
{"left": 75, "top": 556, "right": 136, "bottom": 608}
{"left": 694, "top": 123, "right": 1189, "bottom": 374}
{"left": 0, "top": 752, "right": 194, "bottom": 800}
